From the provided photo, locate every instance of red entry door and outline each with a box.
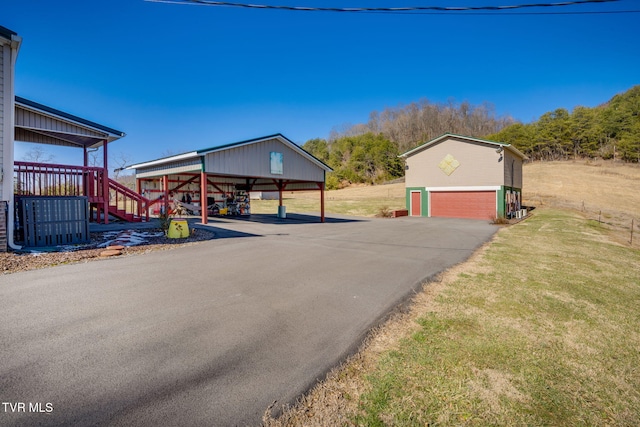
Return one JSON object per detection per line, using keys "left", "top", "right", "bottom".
{"left": 410, "top": 191, "right": 422, "bottom": 216}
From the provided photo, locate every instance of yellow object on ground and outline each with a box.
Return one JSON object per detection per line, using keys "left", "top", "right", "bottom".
{"left": 219, "top": 208, "right": 228, "bottom": 215}
{"left": 168, "top": 218, "right": 190, "bottom": 238}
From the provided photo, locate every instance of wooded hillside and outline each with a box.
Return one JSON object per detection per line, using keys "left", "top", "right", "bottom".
{"left": 304, "top": 86, "right": 640, "bottom": 189}
{"left": 304, "top": 99, "right": 513, "bottom": 188}
{"left": 488, "top": 85, "right": 640, "bottom": 162}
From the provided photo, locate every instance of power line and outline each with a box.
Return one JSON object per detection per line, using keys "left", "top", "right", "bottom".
{"left": 368, "top": 9, "right": 640, "bottom": 15}
{"left": 145, "top": 0, "right": 621, "bottom": 14}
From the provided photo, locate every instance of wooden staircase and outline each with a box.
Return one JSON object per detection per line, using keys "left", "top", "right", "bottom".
{"left": 104, "top": 178, "right": 150, "bottom": 222}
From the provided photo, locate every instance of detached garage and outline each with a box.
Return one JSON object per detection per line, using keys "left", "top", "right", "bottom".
{"left": 400, "top": 133, "right": 528, "bottom": 220}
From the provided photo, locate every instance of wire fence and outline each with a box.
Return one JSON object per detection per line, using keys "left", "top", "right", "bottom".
{"left": 525, "top": 194, "right": 639, "bottom": 248}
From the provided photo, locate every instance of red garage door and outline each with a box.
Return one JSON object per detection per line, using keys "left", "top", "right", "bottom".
{"left": 431, "top": 191, "right": 496, "bottom": 220}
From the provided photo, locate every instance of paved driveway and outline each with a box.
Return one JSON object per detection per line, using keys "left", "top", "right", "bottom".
{"left": 0, "top": 215, "right": 497, "bottom": 426}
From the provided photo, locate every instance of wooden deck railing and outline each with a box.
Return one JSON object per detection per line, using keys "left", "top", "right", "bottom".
{"left": 14, "top": 161, "right": 149, "bottom": 222}
{"left": 13, "top": 161, "right": 105, "bottom": 200}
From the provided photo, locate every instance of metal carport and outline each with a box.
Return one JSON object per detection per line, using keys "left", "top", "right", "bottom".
{"left": 128, "top": 134, "right": 333, "bottom": 223}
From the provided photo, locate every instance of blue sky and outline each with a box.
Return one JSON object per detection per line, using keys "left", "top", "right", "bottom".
{"left": 4, "top": 0, "right": 639, "bottom": 167}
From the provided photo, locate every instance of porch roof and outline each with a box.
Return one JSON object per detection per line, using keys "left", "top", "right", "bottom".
{"left": 15, "top": 96, "right": 125, "bottom": 149}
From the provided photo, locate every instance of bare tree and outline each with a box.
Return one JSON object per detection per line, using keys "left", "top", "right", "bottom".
{"left": 111, "top": 151, "right": 133, "bottom": 180}
{"left": 22, "top": 146, "right": 55, "bottom": 163}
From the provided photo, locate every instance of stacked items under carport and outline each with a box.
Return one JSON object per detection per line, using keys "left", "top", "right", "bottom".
{"left": 206, "top": 190, "right": 250, "bottom": 216}
{"left": 138, "top": 177, "right": 250, "bottom": 217}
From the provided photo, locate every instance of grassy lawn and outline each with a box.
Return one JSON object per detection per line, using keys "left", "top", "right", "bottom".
{"left": 353, "top": 209, "right": 640, "bottom": 426}
{"left": 266, "top": 208, "right": 640, "bottom": 426}
{"left": 262, "top": 162, "right": 639, "bottom": 426}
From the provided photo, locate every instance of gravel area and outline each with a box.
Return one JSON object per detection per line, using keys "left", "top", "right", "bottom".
{"left": 1, "top": 228, "right": 215, "bottom": 275}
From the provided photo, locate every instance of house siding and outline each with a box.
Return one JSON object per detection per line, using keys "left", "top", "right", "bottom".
{"left": 503, "top": 150, "right": 523, "bottom": 189}
{"left": 405, "top": 137, "right": 503, "bottom": 188}
{"left": 203, "top": 137, "right": 325, "bottom": 182}
{"left": 0, "top": 42, "right": 6, "bottom": 202}
{"left": 0, "top": 202, "right": 6, "bottom": 252}
{"left": 16, "top": 107, "right": 106, "bottom": 141}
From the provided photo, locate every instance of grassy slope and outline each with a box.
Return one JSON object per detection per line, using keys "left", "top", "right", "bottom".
{"left": 264, "top": 161, "right": 640, "bottom": 426}
{"left": 353, "top": 209, "right": 640, "bottom": 426}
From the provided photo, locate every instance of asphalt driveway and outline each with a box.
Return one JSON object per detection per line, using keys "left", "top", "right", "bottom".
{"left": 0, "top": 215, "right": 497, "bottom": 426}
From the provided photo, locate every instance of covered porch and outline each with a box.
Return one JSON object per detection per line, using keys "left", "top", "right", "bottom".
{"left": 12, "top": 96, "right": 149, "bottom": 223}
{"left": 9, "top": 97, "right": 148, "bottom": 249}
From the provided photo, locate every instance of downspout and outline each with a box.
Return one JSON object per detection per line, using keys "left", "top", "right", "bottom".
{"left": 7, "top": 34, "right": 22, "bottom": 250}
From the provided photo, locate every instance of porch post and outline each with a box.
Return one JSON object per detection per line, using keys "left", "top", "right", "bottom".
{"left": 83, "top": 146, "right": 88, "bottom": 167}
{"left": 278, "top": 179, "right": 283, "bottom": 207}
{"left": 200, "top": 171, "right": 208, "bottom": 224}
{"left": 102, "top": 140, "right": 109, "bottom": 224}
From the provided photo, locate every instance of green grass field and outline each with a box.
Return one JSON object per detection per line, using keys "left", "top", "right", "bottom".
{"left": 352, "top": 209, "right": 640, "bottom": 425}
{"left": 265, "top": 207, "right": 640, "bottom": 426}
{"left": 263, "top": 162, "right": 640, "bottom": 426}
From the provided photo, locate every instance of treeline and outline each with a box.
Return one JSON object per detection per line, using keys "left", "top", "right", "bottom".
{"left": 304, "top": 86, "right": 640, "bottom": 189}
{"left": 329, "top": 99, "right": 514, "bottom": 153}
{"left": 488, "top": 85, "right": 640, "bottom": 162}
{"left": 304, "top": 99, "right": 514, "bottom": 188}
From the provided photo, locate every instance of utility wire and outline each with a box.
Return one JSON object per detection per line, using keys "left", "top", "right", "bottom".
{"left": 368, "top": 9, "right": 640, "bottom": 15}
{"left": 145, "top": 0, "right": 621, "bottom": 14}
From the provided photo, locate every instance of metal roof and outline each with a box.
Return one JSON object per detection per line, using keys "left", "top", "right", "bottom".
{"left": 399, "top": 132, "right": 528, "bottom": 160}
{"left": 16, "top": 96, "right": 125, "bottom": 138}
{"left": 129, "top": 133, "right": 333, "bottom": 172}
{"left": 0, "top": 25, "right": 17, "bottom": 40}
{"left": 127, "top": 151, "right": 200, "bottom": 170}
{"left": 15, "top": 96, "right": 126, "bottom": 149}
{"left": 197, "top": 133, "right": 332, "bottom": 172}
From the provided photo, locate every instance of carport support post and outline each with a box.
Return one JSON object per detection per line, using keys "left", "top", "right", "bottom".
{"left": 163, "top": 175, "right": 169, "bottom": 216}
{"left": 318, "top": 182, "right": 325, "bottom": 223}
{"left": 278, "top": 180, "right": 283, "bottom": 208}
{"left": 200, "top": 171, "right": 208, "bottom": 224}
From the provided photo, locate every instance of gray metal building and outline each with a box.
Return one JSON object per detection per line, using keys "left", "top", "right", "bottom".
{"left": 128, "top": 134, "right": 333, "bottom": 223}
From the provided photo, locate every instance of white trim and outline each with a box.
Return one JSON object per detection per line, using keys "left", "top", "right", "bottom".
{"left": 128, "top": 152, "right": 199, "bottom": 170}
{"left": 6, "top": 35, "right": 22, "bottom": 249}
{"left": 399, "top": 133, "right": 527, "bottom": 160}
{"left": 426, "top": 186, "right": 501, "bottom": 192}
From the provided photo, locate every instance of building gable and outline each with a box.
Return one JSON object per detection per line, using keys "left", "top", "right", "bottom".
{"left": 201, "top": 135, "right": 328, "bottom": 182}
{"left": 403, "top": 135, "right": 507, "bottom": 188}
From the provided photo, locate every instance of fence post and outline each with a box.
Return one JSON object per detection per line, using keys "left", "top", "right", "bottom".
{"left": 632, "top": 218, "right": 635, "bottom": 245}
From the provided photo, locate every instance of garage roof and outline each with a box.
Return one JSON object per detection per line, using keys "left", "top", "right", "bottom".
{"left": 399, "top": 133, "right": 528, "bottom": 160}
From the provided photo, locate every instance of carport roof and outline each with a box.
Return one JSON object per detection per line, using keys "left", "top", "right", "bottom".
{"left": 128, "top": 133, "right": 333, "bottom": 172}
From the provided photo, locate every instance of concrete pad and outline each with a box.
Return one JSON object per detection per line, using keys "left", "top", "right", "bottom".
{"left": 0, "top": 215, "right": 497, "bottom": 426}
